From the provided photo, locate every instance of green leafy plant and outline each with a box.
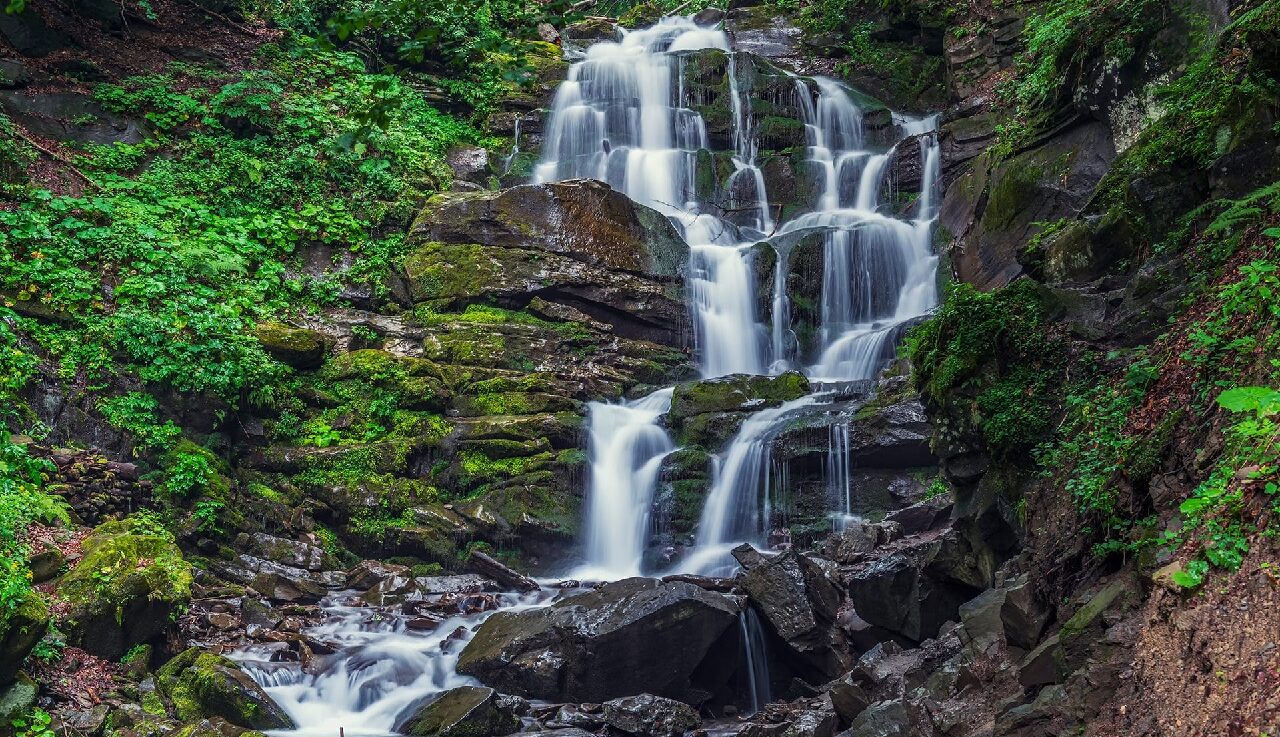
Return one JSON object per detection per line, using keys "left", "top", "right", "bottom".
{"left": 191, "top": 499, "right": 226, "bottom": 534}
{"left": 11, "top": 708, "right": 55, "bottom": 737}
{"left": 1169, "top": 386, "right": 1280, "bottom": 587}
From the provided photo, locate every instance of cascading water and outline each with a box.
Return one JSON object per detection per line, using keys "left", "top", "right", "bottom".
{"left": 738, "top": 608, "right": 772, "bottom": 714}
{"left": 794, "top": 81, "right": 942, "bottom": 381}
{"left": 576, "top": 388, "right": 674, "bottom": 579}
{"left": 679, "top": 394, "right": 822, "bottom": 575}
{"left": 534, "top": 17, "right": 770, "bottom": 378}
{"left": 542, "top": 18, "right": 943, "bottom": 576}
{"left": 235, "top": 14, "right": 947, "bottom": 731}
{"left": 234, "top": 590, "right": 549, "bottom": 737}
{"left": 827, "top": 421, "right": 857, "bottom": 531}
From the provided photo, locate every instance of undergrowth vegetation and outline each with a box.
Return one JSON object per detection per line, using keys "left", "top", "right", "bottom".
{"left": 907, "top": 279, "right": 1065, "bottom": 457}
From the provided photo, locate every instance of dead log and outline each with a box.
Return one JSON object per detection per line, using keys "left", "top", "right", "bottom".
{"left": 467, "top": 550, "right": 539, "bottom": 593}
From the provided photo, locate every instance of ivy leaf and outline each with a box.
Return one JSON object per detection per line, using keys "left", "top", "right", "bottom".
{"left": 1217, "top": 386, "right": 1280, "bottom": 416}
{"left": 1170, "top": 559, "right": 1208, "bottom": 589}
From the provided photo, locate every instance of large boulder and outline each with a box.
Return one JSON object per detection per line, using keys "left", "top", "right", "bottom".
{"left": 736, "top": 548, "right": 847, "bottom": 679}
{"left": 0, "top": 593, "right": 48, "bottom": 688}
{"left": 156, "top": 648, "right": 294, "bottom": 730}
{"left": 457, "top": 577, "right": 740, "bottom": 703}
{"left": 602, "top": 693, "right": 700, "bottom": 737}
{"left": 57, "top": 518, "right": 193, "bottom": 659}
{"left": 396, "top": 686, "right": 521, "bottom": 737}
{"left": 844, "top": 527, "right": 990, "bottom": 643}
{"left": 416, "top": 180, "right": 687, "bottom": 278}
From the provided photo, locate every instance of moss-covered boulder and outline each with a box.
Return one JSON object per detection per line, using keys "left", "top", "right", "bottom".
{"left": 0, "top": 592, "right": 48, "bottom": 688}
{"left": 156, "top": 648, "right": 294, "bottom": 730}
{"left": 669, "top": 371, "right": 810, "bottom": 421}
{"left": 57, "top": 517, "right": 193, "bottom": 660}
{"left": 253, "top": 322, "right": 329, "bottom": 369}
{"left": 415, "top": 180, "right": 688, "bottom": 278}
{"left": 617, "top": 1, "right": 663, "bottom": 29}
{"left": 396, "top": 686, "right": 521, "bottom": 737}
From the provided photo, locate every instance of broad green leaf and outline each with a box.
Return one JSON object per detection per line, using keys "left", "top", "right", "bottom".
{"left": 1217, "top": 386, "right": 1280, "bottom": 415}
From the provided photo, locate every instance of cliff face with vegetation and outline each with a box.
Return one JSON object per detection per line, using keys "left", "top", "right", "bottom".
{"left": 0, "top": 0, "right": 1277, "bottom": 734}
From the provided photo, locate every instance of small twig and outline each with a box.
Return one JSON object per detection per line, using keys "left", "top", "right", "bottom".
{"left": 14, "top": 130, "right": 96, "bottom": 188}
{"left": 667, "top": 0, "right": 695, "bottom": 15}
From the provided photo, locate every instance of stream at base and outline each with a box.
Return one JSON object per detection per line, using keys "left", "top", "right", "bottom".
{"left": 233, "top": 589, "right": 555, "bottom": 737}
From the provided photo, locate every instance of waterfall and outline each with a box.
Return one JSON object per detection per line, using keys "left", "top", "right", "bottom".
{"left": 827, "top": 421, "right": 857, "bottom": 531}
{"left": 536, "top": 17, "right": 941, "bottom": 573}
{"left": 680, "top": 395, "right": 821, "bottom": 574}
{"left": 234, "top": 14, "right": 950, "bottom": 729}
{"left": 791, "top": 81, "right": 941, "bottom": 381}
{"left": 534, "top": 17, "right": 770, "bottom": 377}
{"left": 577, "top": 387, "right": 675, "bottom": 579}
{"left": 738, "top": 608, "right": 772, "bottom": 714}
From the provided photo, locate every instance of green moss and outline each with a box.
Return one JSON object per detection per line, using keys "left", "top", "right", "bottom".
{"left": 983, "top": 160, "right": 1044, "bottom": 230}
{"left": 459, "top": 450, "right": 553, "bottom": 483}
{"left": 670, "top": 371, "right": 810, "bottom": 420}
{"left": 157, "top": 648, "right": 292, "bottom": 729}
{"left": 59, "top": 518, "right": 193, "bottom": 624}
{"left": 907, "top": 280, "right": 1065, "bottom": 456}
{"left": 618, "top": 1, "right": 663, "bottom": 28}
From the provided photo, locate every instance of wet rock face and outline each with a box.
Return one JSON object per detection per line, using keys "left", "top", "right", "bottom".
{"left": 457, "top": 577, "right": 740, "bottom": 703}
{"left": 405, "top": 181, "right": 692, "bottom": 349}
{"left": 397, "top": 686, "right": 523, "bottom": 737}
{"left": 736, "top": 547, "right": 849, "bottom": 680}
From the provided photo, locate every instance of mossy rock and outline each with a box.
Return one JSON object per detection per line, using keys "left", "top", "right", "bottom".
{"left": 57, "top": 517, "right": 193, "bottom": 660}
{"left": 669, "top": 371, "right": 810, "bottom": 421}
{"left": 0, "top": 673, "right": 37, "bottom": 725}
{"left": 253, "top": 322, "right": 329, "bottom": 369}
{"left": 0, "top": 593, "right": 47, "bottom": 688}
{"left": 617, "top": 1, "right": 663, "bottom": 29}
{"left": 414, "top": 181, "right": 688, "bottom": 278}
{"left": 564, "top": 17, "right": 618, "bottom": 43}
{"left": 157, "top": 648, "right": 293, "bottom": 729}
{"left": 397, "top": 685, "right": 520, "bottom": 737}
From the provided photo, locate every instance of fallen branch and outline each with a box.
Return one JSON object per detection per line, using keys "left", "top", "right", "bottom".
{"left": 176, "top": 0, "right": 257, "bottom": 36}
{"left": 467, "top": 550, "right": 540, "bottom": 592}
{"left": 15, "top": 130, "right": 96, "bottom": 188}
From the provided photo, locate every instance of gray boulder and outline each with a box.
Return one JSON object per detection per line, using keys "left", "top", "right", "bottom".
{"left": 457, "top": 577, "right": 739, "bottom": 702}
{"left": 738, "top": 549, "right": 846, "bottom": 679}
{"left": 602, "top": 693, "right": 700, "bottom": 737}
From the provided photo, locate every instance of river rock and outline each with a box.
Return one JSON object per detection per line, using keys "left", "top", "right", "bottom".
{"left": 397, "top": 686, "right": 522, "bottom": 737}
{"left": 602, "top": 693, "right": 700, "bottom": 737}
{"left": 156, "top": 648, "right": 294, "bottom": 730}
{"left": 457, "top": 577, "right": 739, "bottom": 703}
{"left": 236, "top": 532, "right": 329, "bottom": 571}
